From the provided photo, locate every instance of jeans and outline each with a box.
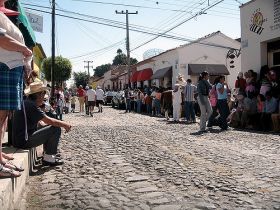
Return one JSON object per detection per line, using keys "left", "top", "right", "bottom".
{"left": 154, "top": 99, "right": 161, "bottom": 115}
{"left": 25, "top": 125, "right": 61, "bottom": 155}
{"left": 56, "top": 106, "right": 62, "bottom": 120}
{"left": 184, "top": 101, "right": 195, "bottom": 121}
{"left": 146, "top": 104, "right": 152, "bottom": 115}
{"left": 217, "top": 99, "right": 230, "bottom": 130}
{"left": 137, "top": 100, "right": 142, "bottom": 113}
{"left": 125, "top": 98, "right": 131, "bottom": 112}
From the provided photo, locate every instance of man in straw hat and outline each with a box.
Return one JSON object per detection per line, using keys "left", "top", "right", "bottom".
{"left": 12, "top": 82, "right": 72, "bottom": 166}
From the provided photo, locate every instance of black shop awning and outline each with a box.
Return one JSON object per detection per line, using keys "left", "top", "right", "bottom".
{"left": 151, "top": 66, "right": 172, "bottom": 79}
{"left": 188, "top": 64, "right": 229, "bottom": 75}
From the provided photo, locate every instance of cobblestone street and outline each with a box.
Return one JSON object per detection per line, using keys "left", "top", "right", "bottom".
{"left": 24, "top": 106, "right": 280, "bottom": 210}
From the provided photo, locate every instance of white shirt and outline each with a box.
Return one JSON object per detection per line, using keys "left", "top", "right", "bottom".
{"left": 86, "top": 89, "right": 96, "bottom": 101}
{"left": 0, "top": 12, "right": 27, "bottom": 69}
{"left": 96, "top": 88, "right": 104, "bottom": 100}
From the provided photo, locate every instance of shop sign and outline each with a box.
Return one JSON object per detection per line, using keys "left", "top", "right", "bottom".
{"left": 271, "top": 0, "right": 280, "bottom": 31}
{"left": 25, "top": 11, "right": 43, "bottom": 33}
{"left": 249, "top": 8, "right": 267, "bottom": 35}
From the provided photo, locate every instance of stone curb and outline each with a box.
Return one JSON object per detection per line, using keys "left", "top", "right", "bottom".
{"left": 0, "top": 133, "right": 29, "bottom": 210}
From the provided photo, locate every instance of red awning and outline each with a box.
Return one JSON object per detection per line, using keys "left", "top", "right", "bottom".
{"left": 0, "top": 7, "right": 19, "bottom": 16}
{"left": 137, "top": 68, "right": 153, "bottom": 81}
{"left": 131, "top": 71, "right": 140, "bottom": 82}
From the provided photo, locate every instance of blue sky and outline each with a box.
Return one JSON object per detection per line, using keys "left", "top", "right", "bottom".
{"left": 20, "top": 0, "right": 249, "bottom": 76}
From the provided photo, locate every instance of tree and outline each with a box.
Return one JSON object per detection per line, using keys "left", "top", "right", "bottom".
{"left": 41, "top": 56, "right": 72, "bottom": 86}
{"left": 73, "top": 72, "right": 89, "bottom": 88}
{"left": 112, "top": 49, "right": 138, "bottom": 65}
{"left": 94, "top": 63, "right": 111, "bottom": 77}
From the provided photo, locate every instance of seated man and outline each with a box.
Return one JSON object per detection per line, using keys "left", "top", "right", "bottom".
{"left": 12, "top": 82, "right": 72, "bottom": 166}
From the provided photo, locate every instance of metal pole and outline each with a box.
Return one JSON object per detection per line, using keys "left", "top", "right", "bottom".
{"left": 51, "top": 0, "right": 55, "bottom": 97}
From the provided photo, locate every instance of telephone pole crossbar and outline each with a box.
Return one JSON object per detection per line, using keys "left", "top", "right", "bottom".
{"left": 115, "top": 10, "right": 138, "bottom": 88}
{"left": 84, "top": 60, "right": 93, "bottom": 77}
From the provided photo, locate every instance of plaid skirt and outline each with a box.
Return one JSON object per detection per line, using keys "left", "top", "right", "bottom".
{"left": 0, "top": 63, "right": 24, "bottom": 110}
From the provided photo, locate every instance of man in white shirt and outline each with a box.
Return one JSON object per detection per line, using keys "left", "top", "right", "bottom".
{"left": 95, "top": 86, "right": 105, "bottom": 113}
{"left": 86, "top": 86, "right": 96, "bottom": 117}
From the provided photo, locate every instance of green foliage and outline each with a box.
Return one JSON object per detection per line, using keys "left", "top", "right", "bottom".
{"left": 73, "top": 72, "right": 89, "bottom": 88}
{"left": 41, "top": 56, "right": 72, "bottom": 85}
{"left": 94, "top": 63, "right": 111, "bottom": 77}
{"left": 112, "top": 49, "right": 138, "bottom": 65}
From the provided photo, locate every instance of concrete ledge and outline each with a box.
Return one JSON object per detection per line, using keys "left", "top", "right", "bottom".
{"left": 0, "top": 147, "right": 29, "bottom": 210}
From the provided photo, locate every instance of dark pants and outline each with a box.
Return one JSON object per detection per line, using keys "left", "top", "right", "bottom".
{"left": 260, "top": 113, "right": 272, "bottom": 131}
{"left": 25, "top": 125, "right": 61, "bottom": 155}
{"left": 125, "top": 98, "right": 131, "bottom": 112}
{"left": 56, "top": 107, "right": 62, "bottom": 120}
{"left": 217, "top": 99, "right": 230, "bottom": 130}
{"left": 184, "top": 101, "right": 195, "bottom": 121}
{"left": 207, "top": 106, "right": 219, "bottom": 127}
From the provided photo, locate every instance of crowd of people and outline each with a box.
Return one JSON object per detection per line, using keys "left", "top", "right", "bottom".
{"left": 0, "top": 3, "right": 74, "bottom": 179}
{"left": 113, "top": 67, "right": 279, "bottom": 134}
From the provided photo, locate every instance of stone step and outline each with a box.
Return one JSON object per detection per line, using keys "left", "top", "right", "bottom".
{"left": 0, "top": 147, "right": 29, "bottom": 210}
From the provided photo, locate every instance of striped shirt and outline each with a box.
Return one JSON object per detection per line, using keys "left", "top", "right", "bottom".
{"left": 184, "top": 83, "right": 197, "bottom": 102}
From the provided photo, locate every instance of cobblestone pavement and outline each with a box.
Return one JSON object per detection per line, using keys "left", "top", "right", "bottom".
{"left": 24, "top": 106, "right": 280, "bottom": 210}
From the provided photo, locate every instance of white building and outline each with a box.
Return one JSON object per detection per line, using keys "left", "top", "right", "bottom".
{"left": 103, "top": 69, "right": 112, "bottom": 90}
{"left": 133, "top": 31, "right": 241, "bottom": 89}
{"left": 240, "top": 0, "right": 280, "bottom": 74}
{"left": 176, "top": 31, "right": 241, "bottom": 88}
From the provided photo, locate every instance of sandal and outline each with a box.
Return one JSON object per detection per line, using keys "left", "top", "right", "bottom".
{"left": 2, "top": 153, "right": 14, "bottom": 161}
{"left": 0, "top": 165, "right": 21, "bottom": 179}
{"left": 3, "top": 162, "right": 24, "bottom": 172}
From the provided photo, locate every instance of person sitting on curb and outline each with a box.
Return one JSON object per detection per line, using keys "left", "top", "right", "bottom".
{"left": 12, "top": 82, "right": 72, "bottom": 166}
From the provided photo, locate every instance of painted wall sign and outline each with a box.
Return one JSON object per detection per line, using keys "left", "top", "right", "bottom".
{"left": 249, "top": 8, "right": 267, "bottom": 35}
{"left": 271, "top": 0, "right": 280, "bottom": 31}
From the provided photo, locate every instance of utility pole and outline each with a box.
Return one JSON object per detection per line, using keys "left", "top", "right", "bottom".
{"left": 115, "top": 10, "right": 138, "bottom": 88}
{"left": 84, "top": 60, "right": 93, "bottom": 76}
{"left": 51, "top": 0, "right": 55, "bottom": 97}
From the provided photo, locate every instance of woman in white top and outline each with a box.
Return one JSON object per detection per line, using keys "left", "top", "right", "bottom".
{"left": 0, "top": 3, "right": 32, "bottom": 178}
{"left": 172, "top": 84, "right": 182, "bottom": 122}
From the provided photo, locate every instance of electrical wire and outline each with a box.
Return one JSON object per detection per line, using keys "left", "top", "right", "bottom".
{"left": 131, "top": 0, "right": 224, "bottom": 51}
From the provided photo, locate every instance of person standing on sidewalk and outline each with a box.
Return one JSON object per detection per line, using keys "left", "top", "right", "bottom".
{"left": 197, "top": 71, "right": 212, "bottom": 132}
{"left": 12, "top": 82, "right": 72, "bottom": 166}
{"left": 86, "top": 86, "right": 96, "bottom": 117}
{"left": 184, "top": 79, "right": 197, "bottom": 123}
{"left": 172, "top": 83, "right": 182, "bottom": 122}
{"left": 216, "top": 75, "right": 230, "bottom": 130}
{"left": 0, "top": 8, "right": 33, "bottom": 178}
{"left": 77, "top": 85, "right": 85, "bottom": 114}
{"left": 96, "top": 86, "right": 105, "bottom": 113}
{"left": 124, "top": 87, "right": 132, "bottom": 113}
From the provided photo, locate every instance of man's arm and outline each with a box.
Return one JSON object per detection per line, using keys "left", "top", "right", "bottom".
{"left": 41, "top": 115, "right": 71, "bottom": 132}
{"left": 0, "top": 33, "right": 32, "bottom": 57}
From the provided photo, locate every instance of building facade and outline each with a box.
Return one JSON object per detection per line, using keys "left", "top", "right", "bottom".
{"left": 240, "top": 0, "right": 280, "bottom": 74}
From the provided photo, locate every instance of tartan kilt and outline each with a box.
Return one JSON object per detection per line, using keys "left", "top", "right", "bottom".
{"left": 0, "top": 63, "right": 24, "bottom": 110}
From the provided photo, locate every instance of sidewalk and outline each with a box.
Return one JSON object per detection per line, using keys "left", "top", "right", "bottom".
{"left": 0, "top": 132, "right": 29, "bottom": 210}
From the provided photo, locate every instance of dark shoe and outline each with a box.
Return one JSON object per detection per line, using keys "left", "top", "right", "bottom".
{"left": 42, "top": 159, "right": 64, "bottom": 166}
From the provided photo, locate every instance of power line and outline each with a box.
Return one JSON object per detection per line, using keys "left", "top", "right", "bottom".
{"left": 70, "top": 0, "right": 204, "bottom": 13}
{"left": 24, "top": 5, "right": 239, "bottom": 51}
{"left": 131, "top": 0, "right": 224, "bottom": 51}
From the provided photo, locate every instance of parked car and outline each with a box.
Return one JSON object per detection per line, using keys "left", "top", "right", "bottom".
{"left": 111, "top": 91, "right": 126, "bottom": 109}
{"left": 104, "top": 91, "right": 117, "bottom": 105}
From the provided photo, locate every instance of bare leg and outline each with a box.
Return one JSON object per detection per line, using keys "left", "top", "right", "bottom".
{"left": 0, "top": 110, "right": 9, "bottom": 164}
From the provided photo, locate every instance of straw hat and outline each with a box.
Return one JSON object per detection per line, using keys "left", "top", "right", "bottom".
{"left": 24, "top": 81, "right": 48, "bottom": 95}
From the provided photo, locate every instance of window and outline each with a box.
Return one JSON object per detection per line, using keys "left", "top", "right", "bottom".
{"left": 273, "top": 52, "right": 280, "bottom": 66}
